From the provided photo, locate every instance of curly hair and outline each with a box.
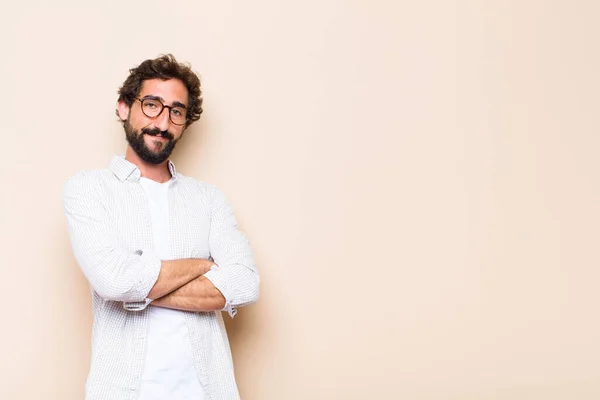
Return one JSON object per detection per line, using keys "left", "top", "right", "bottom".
{"left": 117, "top": 54, "right": 203, "bottom": 127}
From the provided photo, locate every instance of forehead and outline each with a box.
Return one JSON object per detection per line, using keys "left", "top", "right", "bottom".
{"left": 139, "top": 78, "right": 188, "bottom": 105}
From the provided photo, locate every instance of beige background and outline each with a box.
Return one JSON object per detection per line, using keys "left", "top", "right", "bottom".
{"left": 1, "top": 1, "right": 599, "bottom": 399}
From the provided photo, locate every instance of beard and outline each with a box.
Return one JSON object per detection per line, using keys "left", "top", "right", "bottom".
{"left": 124, "top": 119, "right": 178, "bottom": 165}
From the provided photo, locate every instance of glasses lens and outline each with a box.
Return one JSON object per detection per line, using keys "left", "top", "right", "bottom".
{"left": 170, "top": 107, "right": 187, "bottom": 125}
{"left": 141, "top": 99, "right": 163, "bottom": 118}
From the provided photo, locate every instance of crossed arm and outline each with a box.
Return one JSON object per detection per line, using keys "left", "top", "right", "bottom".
{"left": 151, "top": 273, "right": 226, "bottom": 312}
{"left": 146, "top": 258, "right": 226, "bottom": 312}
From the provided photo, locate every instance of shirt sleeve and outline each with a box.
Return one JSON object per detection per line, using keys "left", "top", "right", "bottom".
{"left": 202, "top": 185, "right": 260, "bottom": 317}
{"left": 63, "top": 174, "right": 161, "bottom": 303}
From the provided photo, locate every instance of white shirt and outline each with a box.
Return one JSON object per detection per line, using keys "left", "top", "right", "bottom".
{"left": 62, "top": 155, "right": 259, "bottom": 400}
{"left": 138, "top": 177, "right": 204, "bottom": 399}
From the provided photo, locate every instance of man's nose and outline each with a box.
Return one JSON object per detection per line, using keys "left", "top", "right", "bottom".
{"left": 154, "top": 107, "right": 172, "bottom": 131}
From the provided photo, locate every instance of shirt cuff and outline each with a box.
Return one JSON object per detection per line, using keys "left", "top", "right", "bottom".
{"left": 123, "top": 298, "right": 153, "bottom": 311}
{"left": 203, "top": 264, "right": 237, "bottom": 318}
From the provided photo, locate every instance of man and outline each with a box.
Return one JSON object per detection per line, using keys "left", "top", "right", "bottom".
{"left": 63, "top": 54, "right": 259, "bottom": 400}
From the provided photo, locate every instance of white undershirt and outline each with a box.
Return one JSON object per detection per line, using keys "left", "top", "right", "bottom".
{"left": 138, "top": 177, "right": 204, "bottom": 400}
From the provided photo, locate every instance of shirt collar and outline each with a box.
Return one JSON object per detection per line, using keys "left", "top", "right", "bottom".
{"left": 109, "top": 155, "right": 178, "bottom": 183}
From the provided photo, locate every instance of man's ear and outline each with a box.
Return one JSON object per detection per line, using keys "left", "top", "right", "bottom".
{"left": 117, "top": 100, "right": 130, "bottom": 121}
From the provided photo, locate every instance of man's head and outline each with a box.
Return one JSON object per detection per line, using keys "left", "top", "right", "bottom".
{"left": 116, "top": 54, "right": 203, "bottom": 164}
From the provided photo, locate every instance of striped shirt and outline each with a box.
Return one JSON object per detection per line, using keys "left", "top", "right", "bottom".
{"left": 62, "top": 155, "right": 260, "bottom": 400}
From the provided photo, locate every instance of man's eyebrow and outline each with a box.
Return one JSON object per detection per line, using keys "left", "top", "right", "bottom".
{"left": 140, "top": 95, "right": 187, "bottom": 108}
{"left": 140, "top": 94, "right": 164, "bottom": 102}
{"left": 172, "top": 101, "right": 188, "bottom": 109}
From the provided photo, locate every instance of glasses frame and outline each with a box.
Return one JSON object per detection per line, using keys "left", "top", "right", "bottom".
{"left": 135, "top": 97, "right": 188, "bottom": 126}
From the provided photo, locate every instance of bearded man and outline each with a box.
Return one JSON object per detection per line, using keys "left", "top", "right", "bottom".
{"left": 63, "top": 54, "right": 259, "bottom": 400}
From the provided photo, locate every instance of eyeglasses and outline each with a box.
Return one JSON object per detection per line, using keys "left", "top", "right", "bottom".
{"left": 136, "top": 97, "right": 188, "bottom": 126}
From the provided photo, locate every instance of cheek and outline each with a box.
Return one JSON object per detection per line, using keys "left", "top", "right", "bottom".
{"left": 173, "top": 128, "right": 185, "bottom": 140}
{"left": 129, "top": 110, "right": 154, "bottom": 129}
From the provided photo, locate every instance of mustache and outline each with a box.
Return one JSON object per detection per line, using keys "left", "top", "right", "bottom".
{"left": 141, "top": 128, "right": 175, "bottom": 140}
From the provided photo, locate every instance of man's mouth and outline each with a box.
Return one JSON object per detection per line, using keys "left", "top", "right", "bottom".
{"left": 142, "top": 129, "right": 173, "bottom": 140}
{"left": 147, "top": 134, "right": 167, "bottom": 140}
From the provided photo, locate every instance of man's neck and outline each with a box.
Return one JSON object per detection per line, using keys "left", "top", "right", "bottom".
{"left": 125, "top": 146, "right": 172, "bottom": 183}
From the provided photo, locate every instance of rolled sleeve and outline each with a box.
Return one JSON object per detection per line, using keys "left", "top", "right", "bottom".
{"left": 122, "top": 250, "right": 161, "bottom": 311}
{"left": 206, "top": 185, "right": 260, "bottom": 317}
{"left": 136, "top": 249, "right": 162, "bottom": 298}
{"left": 203, "top": 264, "right": 237, "bottom": 317}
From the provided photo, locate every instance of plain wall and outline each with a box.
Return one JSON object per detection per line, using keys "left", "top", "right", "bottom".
{"left": 1, "top": 1, "right": 599, "bottom": 399}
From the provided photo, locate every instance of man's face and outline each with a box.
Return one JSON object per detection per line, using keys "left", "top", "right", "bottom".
{"left": 118, "top": 78, "right": 189, "bottom": 164}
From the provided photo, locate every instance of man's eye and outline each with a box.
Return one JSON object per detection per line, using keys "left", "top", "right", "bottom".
{"left": 145, "top": 102, "right": 159, "bottom": 109}
{"left": 171, "top": 108, "right": 184, "bottom": 117}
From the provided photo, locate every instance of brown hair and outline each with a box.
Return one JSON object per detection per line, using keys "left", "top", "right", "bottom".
{"left": 117, "top": 54, "right": 203, "bottom": 127}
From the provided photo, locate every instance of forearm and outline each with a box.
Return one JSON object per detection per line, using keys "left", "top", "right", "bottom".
{"left": 147, "top": 258, "right": 213, "bottom": 300}
{"left": 151, "top": 276, "right": 226, "bottom": 312}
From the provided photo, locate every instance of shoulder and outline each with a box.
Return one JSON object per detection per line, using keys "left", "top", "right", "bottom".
{"left": 174, "top": 174, "right": 229, "bottom": 203}
{"left": 63, "top": 168, "right": 112, "bottom": 199}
